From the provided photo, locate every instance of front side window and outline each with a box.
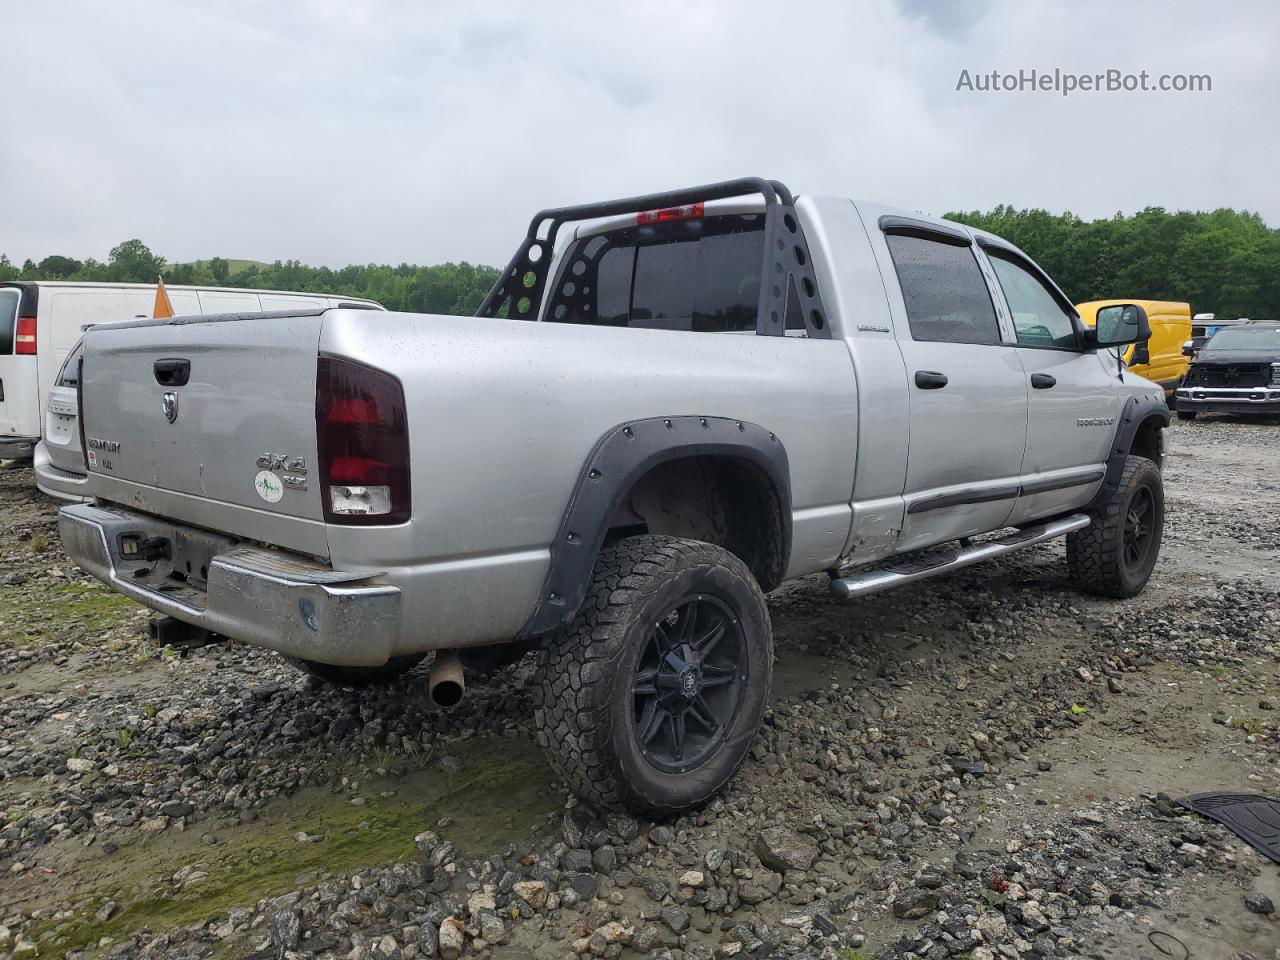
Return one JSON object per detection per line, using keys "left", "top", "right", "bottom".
{"left": 987, "top": 252, "right": 1079, "bottom": 349}
{"left": 0, "top": 288, "right": 19, "bottom": 354}
{"left": 884, "top": 233, "right": 1001, "bottom": 345}
{"left": 546, "top": 215, "right": 764, "bottom": 333}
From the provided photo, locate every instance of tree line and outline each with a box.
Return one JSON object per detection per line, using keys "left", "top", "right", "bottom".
{"left": 945, "top": 205, "right": 1278, "bottom": 319}
{"left": 3, "top": 204, "right": 1277, "bottom": 318}
{"left": 0, "top": 240, "right": 500, "bottom": 317}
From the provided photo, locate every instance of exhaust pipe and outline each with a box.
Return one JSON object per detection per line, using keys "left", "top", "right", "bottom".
{"left": 428, "top": 651, "right": 465, "bottom": 709}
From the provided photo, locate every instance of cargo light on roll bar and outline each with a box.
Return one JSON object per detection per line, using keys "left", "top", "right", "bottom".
{"left": 636, "top": 202, "right": 704, "bottom": 225}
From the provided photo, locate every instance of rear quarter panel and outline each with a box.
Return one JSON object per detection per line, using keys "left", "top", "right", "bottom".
{"left": 319, "top": 309, "right": 858, "bottom": 651}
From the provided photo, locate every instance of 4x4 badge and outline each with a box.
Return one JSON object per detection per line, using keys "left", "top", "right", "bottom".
{"left": 162, "top": 392, "right": 179, "bottom": 423}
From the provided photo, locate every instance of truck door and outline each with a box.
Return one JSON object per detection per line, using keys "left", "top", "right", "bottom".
{"left": 872, "top": 220, "right": 1029, "bottom": 553}
{"left": 976, "top": 242, "right": 1119, "bottom": 524}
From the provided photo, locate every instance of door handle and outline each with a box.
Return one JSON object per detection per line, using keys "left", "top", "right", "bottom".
{"left": 914, "top": 370, "right": 948, "bottom": 390}
{"left": 1030, "top": 373, "right": 1057, "bottom": 389}
{"left": 153, "top": 358, "right": 191, "bottom": 387}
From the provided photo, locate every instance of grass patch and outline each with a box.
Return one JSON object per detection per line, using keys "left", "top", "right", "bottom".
{"left": 24, "top": 737, "right": 561, "bottom": 956}
{"left": 1230, "top": 715, "right": 1265, "bottom": 735}
{"left": 0, "top": 582, "right": 140, "bottom": 649}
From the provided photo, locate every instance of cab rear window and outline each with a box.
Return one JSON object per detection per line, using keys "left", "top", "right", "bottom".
{"left": 0, "top": 288, "right": 18, "bottom": 354}
{"left": 545, "top": 215, "right": 764, "bottom": 333}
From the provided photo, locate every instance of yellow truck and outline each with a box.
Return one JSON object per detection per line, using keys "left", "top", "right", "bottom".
{"left": 1076, "top": 299, "right": 1191, "bottom": 401}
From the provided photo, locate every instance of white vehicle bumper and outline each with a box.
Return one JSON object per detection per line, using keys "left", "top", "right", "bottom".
{"left": 34, "top": 440, "right": 92, "bottom": 502}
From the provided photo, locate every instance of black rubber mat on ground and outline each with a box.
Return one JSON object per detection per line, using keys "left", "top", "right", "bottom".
{"left": 1178, "top": 792, "right": 1280, "bottom": 863}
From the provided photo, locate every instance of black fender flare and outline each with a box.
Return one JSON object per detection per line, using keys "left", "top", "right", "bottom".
{"left": 517, "top": 416, "right": 792, "bottom": 639}
{"left": 1086, "top": 393, "right": 1171, "bottom": 513}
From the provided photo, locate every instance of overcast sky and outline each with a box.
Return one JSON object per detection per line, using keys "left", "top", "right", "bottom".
{"left": 3, "top": 0, "right": 1277, "bottom": 268}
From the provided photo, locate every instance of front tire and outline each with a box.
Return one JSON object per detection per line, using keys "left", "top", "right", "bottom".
{"left": 1067, "top": 456, "right": 1164, "bottom": 598}
{"left": 1176, "top": 409, "right": 1198, "bottom": 421}
{"left": 534, "top": 535, "right": 772, "bottom": 815}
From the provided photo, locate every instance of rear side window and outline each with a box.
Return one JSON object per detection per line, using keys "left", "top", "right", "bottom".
{"left": 0, "top": 288, "right": 18, "bottom": 354}
{"left": 884, "top": 234, "right": 1001, "bottom": 345}
{"left": 57, "top": 341, "right": 84, "bottom": 387}
{"left": 987, "top": 251, "right": 1079, "bottom": 349}
{"left": 546, "top": 215, "right": 764, "bottom": 333}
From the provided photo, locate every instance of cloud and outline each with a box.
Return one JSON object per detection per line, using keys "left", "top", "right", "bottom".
{"left": 1, "top": 0, "right": 1276, "bottom": 268}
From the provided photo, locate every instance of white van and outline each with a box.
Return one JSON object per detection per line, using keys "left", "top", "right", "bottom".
{"left": 0, "top": 281, "right": 384, "bottom": 462}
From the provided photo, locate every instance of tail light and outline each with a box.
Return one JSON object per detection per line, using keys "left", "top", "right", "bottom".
{"left": 15, "top": 315, "right": 36, "bottom": 355}
{"left": 316, "top": 356, "right": 410, "bottom": 524}
{"left": 637, "top": 202, "right": 704, "bottom": 224}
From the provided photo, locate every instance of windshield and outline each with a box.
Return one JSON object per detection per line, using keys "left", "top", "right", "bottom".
{"left": 1203, "top": 325, "right": 1280, "bottom": 351}
{"left": 0, "top": 287, "right": 18, "bottom": 354}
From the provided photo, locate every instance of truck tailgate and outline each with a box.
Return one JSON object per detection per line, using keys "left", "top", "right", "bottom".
{"left": 80, "top": 311, "right": 329, "bottom": 557}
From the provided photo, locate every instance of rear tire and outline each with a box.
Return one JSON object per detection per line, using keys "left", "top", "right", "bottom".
{"left": 1176, "top": 410, "right": 1197, "bottom": 421}
{"left": 533, "top": 535, "right": 772, "bottom": 815}
{"left": 1067, "top": 456, "right": 1164, "bottom": 598}
{"left": 290, "top": 653, "right": 425, "bottom": 688}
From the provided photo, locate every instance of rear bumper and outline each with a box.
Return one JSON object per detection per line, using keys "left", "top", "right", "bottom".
{"left": 0, "top": 436, "right": 35, "bottom": 459}
{"left": 1175, "top": 386, "right": 1280, "bottom": 415}
{"left": 34, "top": 441, "right": 92, "bottom": 502}
{"left": 58, "top": 502, "right": 402, "bottom": 666}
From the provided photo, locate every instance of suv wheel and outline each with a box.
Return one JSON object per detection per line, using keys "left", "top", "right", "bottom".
{"left": 1176, "top": 410, "right": 1197, "bottom": 421}
{"left": 290, "top": 653, "right": 425, "bottom": 688}
{"left": 534, "top": 535, "right": 772, "bottom": 815}
{"left": 1067, "top": 455, "right": 1164, "bottom": 598}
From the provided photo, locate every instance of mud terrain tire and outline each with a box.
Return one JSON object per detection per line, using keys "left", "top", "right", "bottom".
{"left": 1067, "top": 455, "right": 1164, "bottom": 598}
{"left": 534, "top": 535, "right": 772, "bottom": 815}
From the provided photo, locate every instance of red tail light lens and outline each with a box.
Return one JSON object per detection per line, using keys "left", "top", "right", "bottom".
{"left": 15, "top": 315, "right": 36, "bottom": 355}
{"left": 636, "top": 202, "right": 704, "bottom": 224}
{"left": 316, "top": 356, "right": 410, "bottom": 525}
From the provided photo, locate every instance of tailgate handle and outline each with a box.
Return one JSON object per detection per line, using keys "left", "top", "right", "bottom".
{"left": 154, "top": 359, "right": 191, "bottom": 387}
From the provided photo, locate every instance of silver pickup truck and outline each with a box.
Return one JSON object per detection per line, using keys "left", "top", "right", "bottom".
{"left": 58, "top": 178, "right": 1169, "bottom": 815}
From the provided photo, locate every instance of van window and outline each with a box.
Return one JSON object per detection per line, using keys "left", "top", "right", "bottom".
{"left": 197, "top": 291, "right": 263, "bottom": 313}
{"left": 0, "top": 288, "right": 20, "bottom": 354}
{"left": 885, "top": 234, "right": 1001, "bottom": 345}
{"left": 987, "top": 251, "right": 1079, "bottom": 349}
{"left": 260, "top": 296, "right": 325, "bottom": 311}
{"left": 48, "top": 289, "right": 156, "bottom": 350}
{"left": 546, "top": 215, "right": 764, "bottom": 333}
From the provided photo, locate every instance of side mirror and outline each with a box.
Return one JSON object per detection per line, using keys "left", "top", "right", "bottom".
{"left": 1181, "top": 340, "right": 1196, "bottom": 357}
{"left": 1085, "top": 303, "right": 1151, "bottom": 349}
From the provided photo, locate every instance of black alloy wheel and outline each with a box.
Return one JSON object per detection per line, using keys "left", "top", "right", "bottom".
{"left": 631, "top": 594, "right": 746, "bottom": 774}
{"left": 1122, "top": 486, "right": 1157, "bottom": 573}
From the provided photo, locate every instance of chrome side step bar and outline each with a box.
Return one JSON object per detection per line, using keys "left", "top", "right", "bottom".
{"left": 828, "top": 513, "right": 1091, "bottom": 601}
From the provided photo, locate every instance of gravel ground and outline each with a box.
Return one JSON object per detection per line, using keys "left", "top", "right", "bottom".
{"left": 1, "top": 418, "right": 1278, "bottom": 960}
